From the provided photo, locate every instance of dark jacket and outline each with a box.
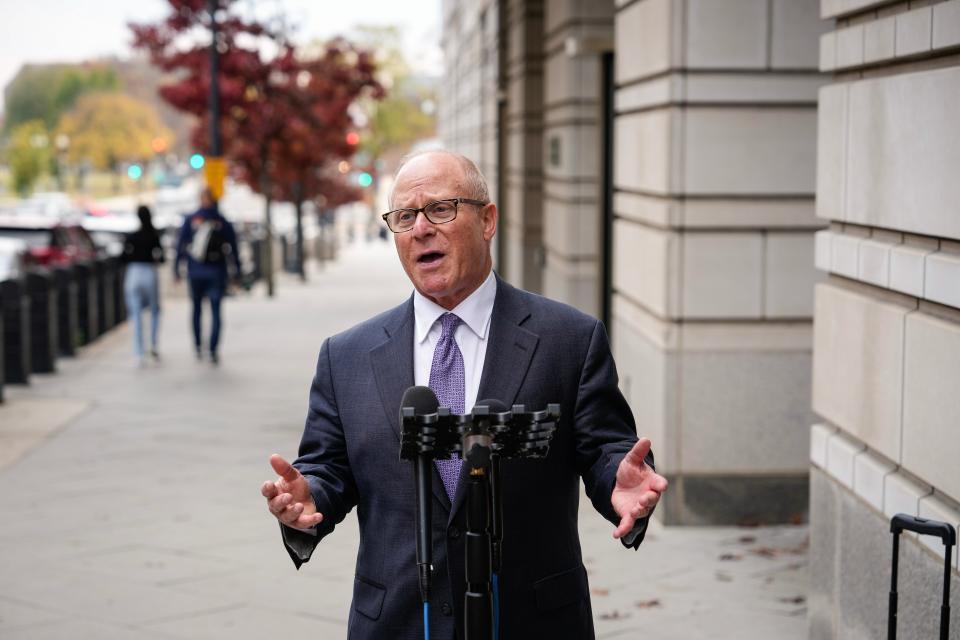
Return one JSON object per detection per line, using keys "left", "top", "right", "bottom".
{"left": 122, "top": 228, "right": 164, "bottom": 265}
{"left": 282, "top": 275, "right": 652, "bottom": 639}
{"left": 173, "top": 205, "right": 241, "bottom": 280}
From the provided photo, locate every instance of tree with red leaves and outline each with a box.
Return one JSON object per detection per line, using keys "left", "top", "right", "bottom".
{"left": 130, "top": 1, "right": 383, "bottom": 289}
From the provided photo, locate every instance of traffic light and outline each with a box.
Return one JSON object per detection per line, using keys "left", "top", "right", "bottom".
{"left": 345, "top": 131, "right": 360, "bottom": 146}
{"left": 127, "top": 164, "right": 143, "bottom": 181}
{"left": 189, "top": 153, "right": 205, "bottom": 170}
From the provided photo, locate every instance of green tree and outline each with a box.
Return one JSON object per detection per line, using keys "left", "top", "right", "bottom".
{"left": 6, "top": 120, "right": 52, "bottom": 195}
{"left": 3, "top": 64, "right": 119, "bottom": 132}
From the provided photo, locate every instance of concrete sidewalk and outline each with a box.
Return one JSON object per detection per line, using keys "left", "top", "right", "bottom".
{"left": 0, "top": 241, "right": 808, "bottom": 639}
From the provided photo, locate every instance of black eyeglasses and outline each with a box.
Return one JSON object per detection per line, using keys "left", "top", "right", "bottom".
{"left": 381, "top": 197, "right": 488, "bottom": 233}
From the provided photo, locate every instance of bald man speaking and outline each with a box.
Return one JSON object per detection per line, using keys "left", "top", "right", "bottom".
{"left": 261, "top": 150, "right": 667, "bottom": 639}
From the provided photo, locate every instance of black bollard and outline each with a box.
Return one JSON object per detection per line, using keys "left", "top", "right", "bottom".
{"left": 0, "top": 279, "right": 32, "bottom": 384}
{"left": 53, "top": 266, "right": 78, "bottom": 356}
{"left": 73, "top": 262, "right": 98, "bottom": 346}
{"left": 112, "top": 258, "right": 126, "bottom": 324}
{"left": 24, "top": 270, "right": 58, "bottom": 373}
{"left": 0, "top": 307, "right": 4, "bottom": 402}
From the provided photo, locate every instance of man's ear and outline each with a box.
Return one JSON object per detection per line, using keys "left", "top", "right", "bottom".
{"left": 481, "top": 203, "right": 498, "bottom": 242}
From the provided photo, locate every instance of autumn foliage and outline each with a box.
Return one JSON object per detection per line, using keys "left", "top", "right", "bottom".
{"left": 129, "top": 0, "right": 384, "bottom": 209}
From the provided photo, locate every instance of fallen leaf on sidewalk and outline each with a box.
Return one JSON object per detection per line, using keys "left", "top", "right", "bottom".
{"left": 718, "top": 553, "right": 742, "bottom": 561}
{"left": 635, "top": 599, "right": 661, "bottom": 609}
{"left": 778, "top": 596, "right": 805, "bottom": 605}
{"left": 598, "top": 610, "right": 630, "bottom": 620}
{"left": 738, "top": 535, "right": 756, "bottom": 544}
{"left": 592, "top": 587, "right": 610, "bottom": 596}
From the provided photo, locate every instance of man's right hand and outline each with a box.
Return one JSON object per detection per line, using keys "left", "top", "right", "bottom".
{"left": 261, "top": 454, "right": 324, "bottom": 531}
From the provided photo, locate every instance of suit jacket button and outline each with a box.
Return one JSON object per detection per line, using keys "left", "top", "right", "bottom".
{"left": 448, "top": 525, "right": 461, "bottom": 539}
{"left": 441, "top": 602, "right": 453, "bottom": 616}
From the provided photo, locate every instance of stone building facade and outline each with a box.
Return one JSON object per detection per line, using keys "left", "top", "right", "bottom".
{"left": 439, "top": 1, "right": 959, "bottom": 636}
{"left": 809, "top": 0, "right": 960, "bottom": 637}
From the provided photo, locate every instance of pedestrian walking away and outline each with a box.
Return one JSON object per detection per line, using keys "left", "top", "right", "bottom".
{"left": 174, "top": 187, "right": 241, "bottom": 365}
{"left": 122, "top": 204, "right": 165, "bottom": 366}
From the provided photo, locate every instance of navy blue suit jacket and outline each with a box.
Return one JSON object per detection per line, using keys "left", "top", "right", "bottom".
{"left": 283, "top": 275, "right": 650, "bottom": 639}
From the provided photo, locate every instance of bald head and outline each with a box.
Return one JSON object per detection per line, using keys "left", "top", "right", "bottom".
{"left": 389, "top": 150, "right": 490, "bottom": 209}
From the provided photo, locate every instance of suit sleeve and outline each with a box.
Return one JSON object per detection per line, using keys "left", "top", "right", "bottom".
{"left": 280, "top": 337, "right": 359, "bottom": 568}
{"left": 574, "top": 320, "right": 655, "bottom": 550}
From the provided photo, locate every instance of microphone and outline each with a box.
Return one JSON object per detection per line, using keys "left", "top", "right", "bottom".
{"left": 400, "top": 386, "right": 439, "bottom": 605}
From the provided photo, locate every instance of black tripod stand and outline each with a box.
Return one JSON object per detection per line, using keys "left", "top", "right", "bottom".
{"left": 400, "top": 395, "right": 559, "bottom": 640}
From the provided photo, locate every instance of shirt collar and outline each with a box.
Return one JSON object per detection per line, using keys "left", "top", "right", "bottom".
{"left": 413, "top": 270, "right": 497, "bottom": 344}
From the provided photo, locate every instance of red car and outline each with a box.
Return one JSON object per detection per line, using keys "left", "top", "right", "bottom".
{"left": 0, "top": 214, "right": 100, "bottom": 268}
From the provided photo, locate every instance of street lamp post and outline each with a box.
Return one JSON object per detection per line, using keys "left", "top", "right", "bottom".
{"left": 208, "top": 0, "right": 222, "bottom": 158}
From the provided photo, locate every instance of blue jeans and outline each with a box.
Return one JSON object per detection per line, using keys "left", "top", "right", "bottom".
{"left": 188, "top": 274, "right": 225, "bottom": 355}
{"left": 124, "top": 263, "right": 160, "bottom": 359}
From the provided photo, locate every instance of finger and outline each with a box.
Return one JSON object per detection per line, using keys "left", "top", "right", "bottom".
{"left": 612, "top": 512, "right": 635, "bottom": 539}
{"left": 293, "top": 511, "right": 324, "bottom": 529}
{"left": 261, "top": 481, "right": 279, "bottom": 499}
{"left": 268, "top": 493, "right": 292, "bottom": 516}
{"left": 282, "top": 502, "right": 305, "bottom": 519}
{"left": 277, "top": 501, "right": 304, "bottom": 525}
{"left": 651, "top": 473, "right": 669, "bottom": 493}
{"left": 269, "top": 454, "right": 301, "bottom": 483}
{"left": 624, "top": 438, "right": 652, "bottom": 468}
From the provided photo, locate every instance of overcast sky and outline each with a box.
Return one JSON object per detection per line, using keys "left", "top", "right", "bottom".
{"left": 0, "top": 0, "right": 443, "bottom": 114}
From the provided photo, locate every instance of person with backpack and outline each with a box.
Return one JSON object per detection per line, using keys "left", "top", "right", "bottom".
{"left": 174, "top": 188, "right": 241, "bottom": 365}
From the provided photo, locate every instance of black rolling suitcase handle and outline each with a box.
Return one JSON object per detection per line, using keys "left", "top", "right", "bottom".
{"left": 888, "top": 513, "right": 956, "bottom": 640}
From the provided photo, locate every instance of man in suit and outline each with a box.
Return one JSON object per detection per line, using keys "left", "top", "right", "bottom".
{"left": 261, "top": 150, "right": 668, "bottom": 639}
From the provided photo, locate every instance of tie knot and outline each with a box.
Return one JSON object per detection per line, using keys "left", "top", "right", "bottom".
{"left": 439, "top": 313, "right": 461, "bottom": 338}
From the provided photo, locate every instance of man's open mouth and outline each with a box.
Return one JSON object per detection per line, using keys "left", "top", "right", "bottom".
{"left": 418, "top": 251, "right": 445, "bottom": 264}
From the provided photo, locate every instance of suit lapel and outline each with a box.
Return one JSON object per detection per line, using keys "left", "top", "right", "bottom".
{"left": 369, "top": 296, "right": 453, "bottom": 511}
{"left": 370, "top": 299, "right": 415, "bottom": 442}
{"left": 449, "top": 276, "right": 539, "bottom": 524}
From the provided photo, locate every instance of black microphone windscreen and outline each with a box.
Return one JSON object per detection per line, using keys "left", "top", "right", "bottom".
{"left": 400, "top": 385, "right": 439, "bottom": 415}
{"left": 474, "top": 398, "right": 509, "bottom": 414}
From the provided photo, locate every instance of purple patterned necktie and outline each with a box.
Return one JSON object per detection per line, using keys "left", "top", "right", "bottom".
{"left": 430, "top": 313, "right": 465, "bottom": 500}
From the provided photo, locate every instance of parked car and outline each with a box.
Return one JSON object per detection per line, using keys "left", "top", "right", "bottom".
{"left": 0, "top": 214, "right": 100, "bottom": 268}
{"left": 0, "top": 237, "right": 28, "bottom": 281}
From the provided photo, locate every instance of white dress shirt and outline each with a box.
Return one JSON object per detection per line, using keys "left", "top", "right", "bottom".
{"left": 413, "top": 269, "right": 497, "bottom": 412}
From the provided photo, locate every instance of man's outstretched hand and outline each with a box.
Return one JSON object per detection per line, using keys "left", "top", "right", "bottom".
{"left": 261, "top": 454, "right": 324, "bottom": 531}
{"left": 611, "top": 438, "right": 668, "bottom": 539}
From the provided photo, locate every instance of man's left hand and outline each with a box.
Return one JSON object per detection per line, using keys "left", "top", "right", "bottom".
{"left": 611, "top": 438, "right": 668, "bottom": 539}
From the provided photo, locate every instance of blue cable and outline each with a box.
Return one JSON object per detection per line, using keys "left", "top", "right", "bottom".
{"left": 492, "top": 573, "right": 501, "bottom": 640}
{"left": 423, "top": 601, "right": 430, "bottom": 640}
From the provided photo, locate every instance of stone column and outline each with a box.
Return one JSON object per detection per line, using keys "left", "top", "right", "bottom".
{"left": 541, "top": 0, "right": 614, "bottom": 315}
{"left": 610, "top": 0, "right": 826, "bottom": 525}
{"left": 502, "top": 0, "right": 546, "bottom": 291}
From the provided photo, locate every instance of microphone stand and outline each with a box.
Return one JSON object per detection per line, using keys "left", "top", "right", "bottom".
{"left": 401, "top": 399, "right": 559, "bottom": 640}
{"left": 462, "top": 408, "right": 494, "bottom": 640}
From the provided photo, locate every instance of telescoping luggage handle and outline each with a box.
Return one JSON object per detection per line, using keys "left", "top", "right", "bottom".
{"left": 888, "top": 513, "right": 956, "bottom": 640}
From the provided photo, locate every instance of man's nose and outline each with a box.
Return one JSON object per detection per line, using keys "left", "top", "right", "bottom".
{"left": 410, "top": 210, "right": 436, "bottom": 237}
